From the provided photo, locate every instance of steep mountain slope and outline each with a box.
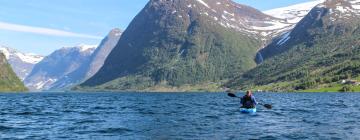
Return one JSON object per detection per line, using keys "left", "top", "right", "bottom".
{"left": 0, "top": 52, "right": 27, "bottom": 92}
{"left": 24, "top": 45, "right": 97, "bottom": 91}
{"left": 227, "top": 0, "right": 360, "bottom": 91}
{"left": 85, "top": 28, "right": 122, "bottom": 79}
{"left": 78, "top": 0, "right": 291, "bottom": 91}
{"left": 0, "top": 46, "right": 44, "bottom": 80}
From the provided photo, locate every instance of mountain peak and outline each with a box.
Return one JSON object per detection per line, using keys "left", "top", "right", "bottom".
{"left": 316, "top": 0, "right": 360, "bottom": 21}
{"left": 146, "top": 0, "right": 294, "bottom": 41}
{"left": 0, "top": 45, "right": 44, "bottom": 64}
{"left": 109, "top": 28, "right": 122, "bottom": 37}
{"left": 79, "top": 0, "right": 272, "bottom": 90}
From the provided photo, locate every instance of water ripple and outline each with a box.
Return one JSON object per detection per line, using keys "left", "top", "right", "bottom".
{"left": 0, "top": 92, "right": 359, "bottom": 139}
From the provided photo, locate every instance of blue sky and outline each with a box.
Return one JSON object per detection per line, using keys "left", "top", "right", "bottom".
{"left": 0, "top": 0, "right": 313, "bottom": 55}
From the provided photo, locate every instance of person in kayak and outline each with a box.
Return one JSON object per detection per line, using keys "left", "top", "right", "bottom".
{"left": 240, "top": 90, "right": 257, "bottom": 109}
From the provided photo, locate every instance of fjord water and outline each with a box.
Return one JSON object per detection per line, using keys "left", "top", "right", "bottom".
{"left": 0, "top": 93, "right": 359, "bottom": 139}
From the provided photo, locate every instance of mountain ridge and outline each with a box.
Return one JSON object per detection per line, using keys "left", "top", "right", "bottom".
{"left": 25, "top": 29, "right": 121, "bottom": 91}
{"left": 227, "top": 0, "right": 360, "bottom": 92}
{"left": 0, "top": 46, "right": 44, "bottom": 80}
{"left": 0, "top": 52, "right": 27, "bottom": 92}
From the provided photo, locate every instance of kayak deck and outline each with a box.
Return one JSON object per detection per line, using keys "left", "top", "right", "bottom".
{"left": 240, "top": 108, "right": 257, "bottom": 113}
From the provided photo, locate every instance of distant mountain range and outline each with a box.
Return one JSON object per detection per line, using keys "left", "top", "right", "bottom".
{"left": 2, "top": 0, "right": 354, "bottom": 92}
{"left": 24, "top": 44, "right": 97, "bottom": 91}
{"left": 0, "top": 46, "right": 44, "bottom": 80}
{"left": 24, "top": 28, "right": 121, "bottom": 91}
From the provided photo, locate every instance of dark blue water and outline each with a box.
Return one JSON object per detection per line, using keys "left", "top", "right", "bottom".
{"left": 0, "top": 92, "right": 359, "bottom": 139}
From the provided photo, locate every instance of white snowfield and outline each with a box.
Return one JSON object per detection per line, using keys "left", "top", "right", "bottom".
{"left": 195, "top": 0, "right": 209, "bottom": 8}
{"left": 31, "top": 78, "right": 58, "bottom": 90}
{"left": 0, "top": 46, "right": 44, "bottom": 64}
{"left": 264, "top": 0, "right": 325, "bottom": 24}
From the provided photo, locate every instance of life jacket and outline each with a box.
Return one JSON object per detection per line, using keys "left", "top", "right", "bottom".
{"left": 242, "top": 95, "right": 255, "bottom": 108}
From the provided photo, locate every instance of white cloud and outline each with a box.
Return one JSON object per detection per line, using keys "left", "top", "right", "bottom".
{"left": 0, "top": 21, "right": 102, "bottom": 39}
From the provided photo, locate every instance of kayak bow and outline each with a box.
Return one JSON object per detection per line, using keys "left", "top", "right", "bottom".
{"left": 240, "top": 108, "right": 257, "bottom": 113}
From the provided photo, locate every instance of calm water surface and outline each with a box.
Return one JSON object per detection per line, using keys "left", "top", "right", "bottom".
{"left": 0, "top": 92, "right": 359, "bottom": 139}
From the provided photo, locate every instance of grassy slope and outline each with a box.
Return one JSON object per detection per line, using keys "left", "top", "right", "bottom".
{"left": 0, "top": 53, "right": 27, "bottom": 92}
{"left": 227, "top": 33, "right": 360, "bottom": 92}
{"left": 78, "top": 11, "right": 260, "bottom": 92}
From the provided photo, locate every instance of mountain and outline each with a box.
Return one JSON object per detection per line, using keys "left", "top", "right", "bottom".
{"left": 24, "top": 29, "right": 121, "bottom": 91}
{"left": 0, "top": 52, "right": 27, "bottom": 92}
{"left": 227, "top": 0, "right": 360, "bottom": 91}
{"left": 0, "top": 46, "right": 44, "bottom": 80}
{"left": 85, "top": 28, "right": 122, "bottom": 79}
{"left": 77, "top": 0, "right": 295, "bottom": 91}
{"left": 24, "top": 44, "right": 97, "bottom": 91}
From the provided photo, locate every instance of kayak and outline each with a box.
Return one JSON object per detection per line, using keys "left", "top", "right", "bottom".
{"left": 240, "top": 108, "right": 257, "bottom": 113}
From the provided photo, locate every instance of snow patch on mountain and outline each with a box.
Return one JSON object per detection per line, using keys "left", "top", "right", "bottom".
{"left": 0, "top": 45, "right": 44, "bottom": 80}
{"left": 277, "top": 32, "right": 291, "bottom": 46}
{"left": 264, "top": 0, "right": 325, "bottom": 23}
{"left": 178, "top": 0, "right": 295, "bottom": 41}
{"left": 195, "top": 0, "right": 209, "bottom": 8}
{"left": 60, "top": 44, "right": 97, "bottom": 54}
{"left": 0, "top": 46, "right": 43, "bottom": 64}
{"left": 317, "top": 0, "right": 360, "bottom": 21}
{"left": 75, "top": 44, "right": 97, "bottom": 52}
{"left": 33, "top": 78, "right": 58, "bottom": 90}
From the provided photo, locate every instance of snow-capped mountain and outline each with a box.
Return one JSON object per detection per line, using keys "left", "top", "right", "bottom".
{"left": 0, "top": 46, "right": 44, "bottom": 80}
{"left": 264, "top": 0, "right": 325, "bottom": 24}
{"left": 149, "top": 0, "right": 327, "bottom": 45}
{"left": 258, "top": 0, "right": 360, "bottom": 62}
{"left": 24, "top": 44, "right": 97, "bottom": 91}
{"left": 178, "top": 0, "right": 294, "bottom": 41}
{"left": 320, "top": 0, "right": 360, "bottom": 21}
{"left": 24, "top": 29, "right": 121, "bottom": 91}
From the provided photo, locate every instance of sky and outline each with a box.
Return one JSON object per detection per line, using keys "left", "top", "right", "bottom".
{"left": 0, "top": 0, "right": 314, "bottom": 55}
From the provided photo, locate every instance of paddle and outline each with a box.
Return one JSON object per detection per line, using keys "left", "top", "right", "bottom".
{"left": 227, "top": 92, "right": 272, "bottom": 109}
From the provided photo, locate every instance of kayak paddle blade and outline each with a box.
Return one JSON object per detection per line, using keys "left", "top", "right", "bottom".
{"left": 263, "top": 104, "right": 272, "bottom": 109}
{"left": 227, "top": 93, "right": 237, "bottom": 98}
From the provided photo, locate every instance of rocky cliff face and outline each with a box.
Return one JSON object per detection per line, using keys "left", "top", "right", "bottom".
{"left": 85, "top": 28, "right": 122, "bottom": 80}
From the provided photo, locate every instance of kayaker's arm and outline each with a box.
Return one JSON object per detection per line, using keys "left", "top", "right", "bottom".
{"left": 252, "top": 96, "right": 258, "bottom": 105}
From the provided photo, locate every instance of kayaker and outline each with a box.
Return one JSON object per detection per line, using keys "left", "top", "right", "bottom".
{"left": 240, "top": 90, "right": 257, "bottom": 109}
